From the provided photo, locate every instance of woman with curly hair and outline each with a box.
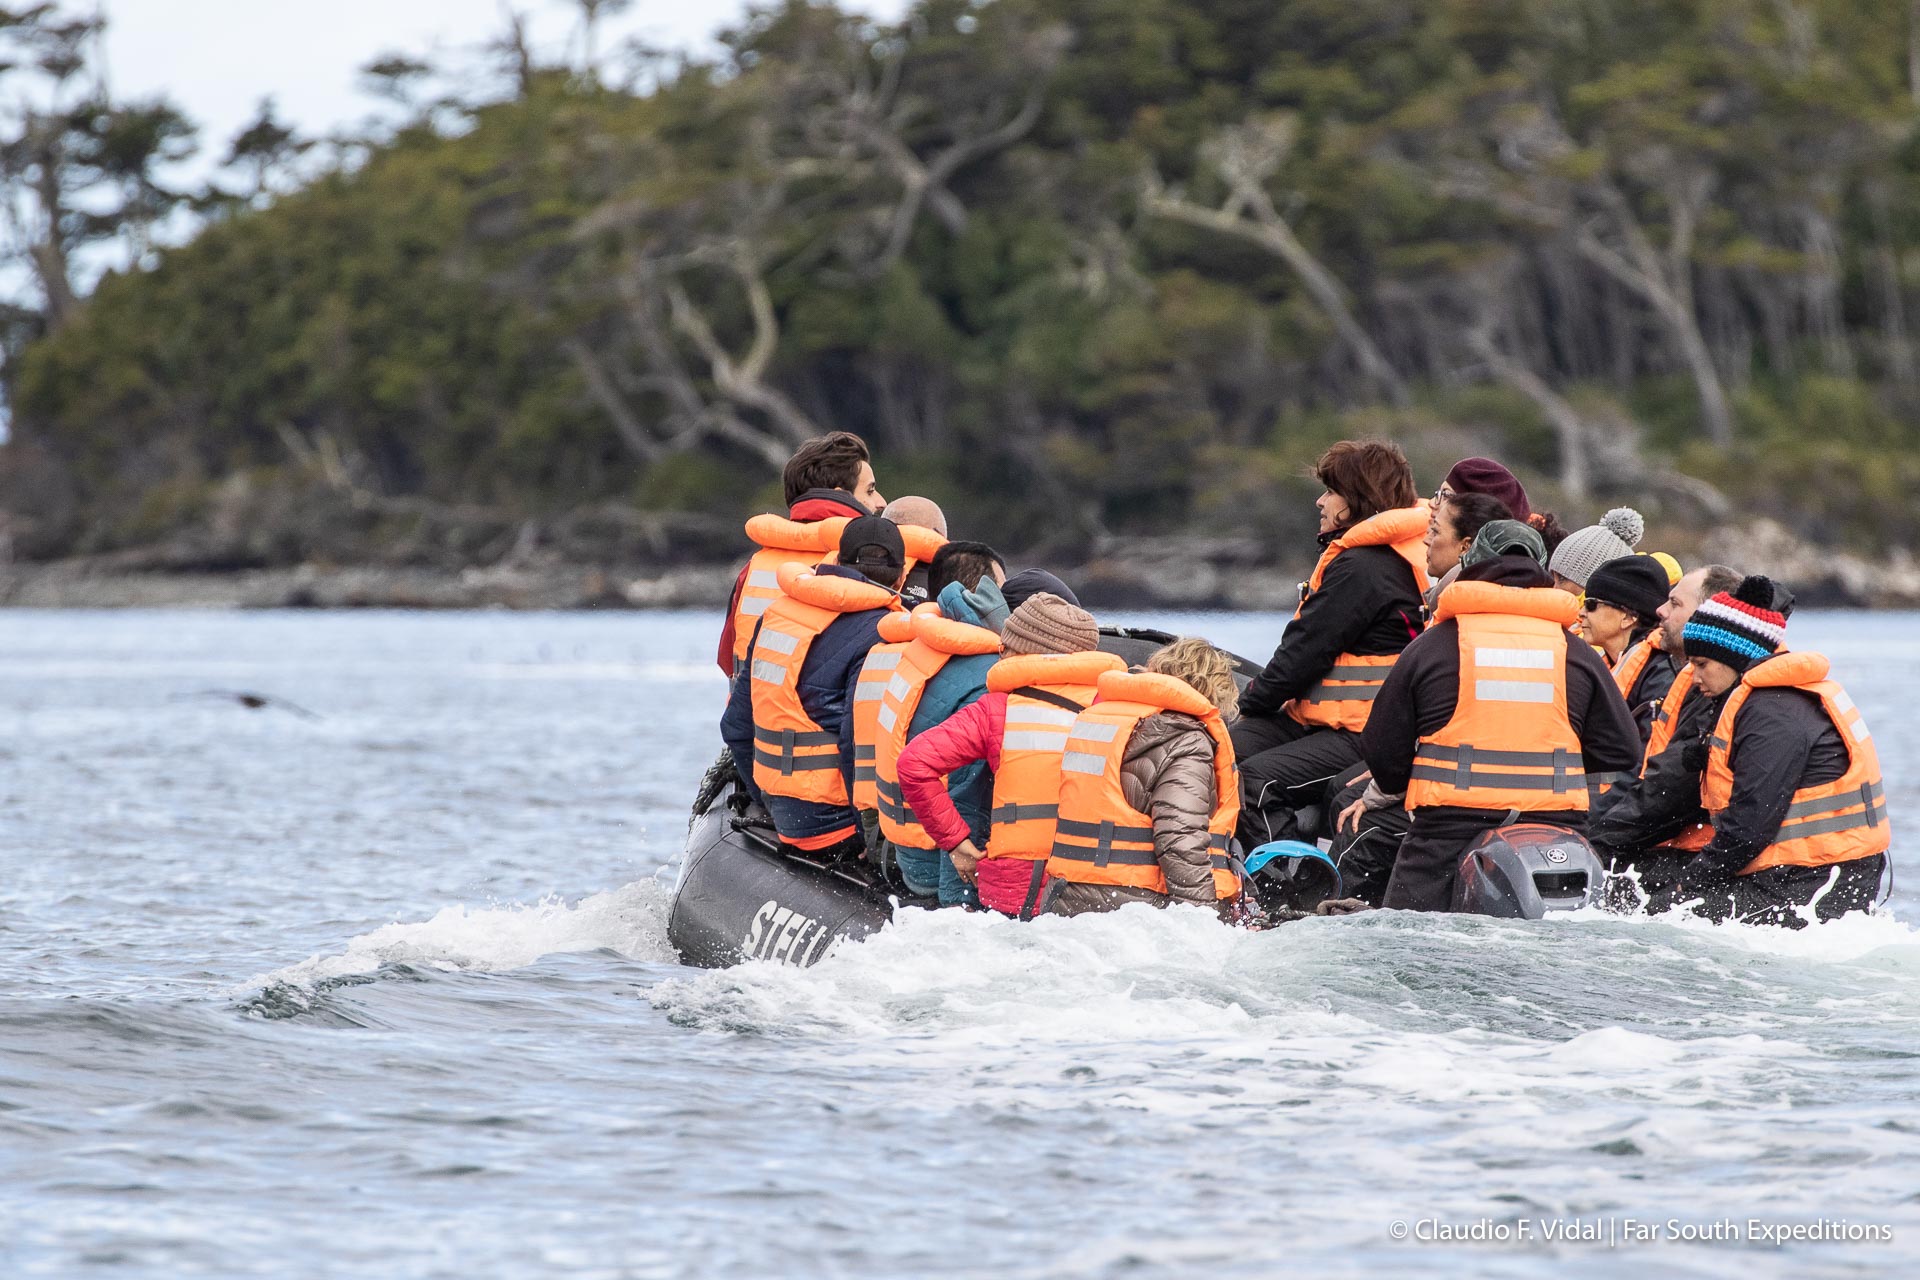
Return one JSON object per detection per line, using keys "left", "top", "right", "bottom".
{"left": 1044, "top": 638, "right": 1245, "bottom": 916}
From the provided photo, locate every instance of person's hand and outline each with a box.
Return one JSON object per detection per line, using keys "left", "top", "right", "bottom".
{"left": 1336, "top": 796, "right": 1369, "bottom": 834}
{"left": 949, "top": 840, "right": 981, "bottom": 885}
{"left": 1315, "top": 898, "right": 1372, "bottom": 916}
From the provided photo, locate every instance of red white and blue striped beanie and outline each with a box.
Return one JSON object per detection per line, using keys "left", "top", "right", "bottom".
{"left": 1682, "top": 575, "right": 1787, "bottom": 672}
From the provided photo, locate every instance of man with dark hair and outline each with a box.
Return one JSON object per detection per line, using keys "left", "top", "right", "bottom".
{"left": 784, "top": 431, "right": 884, "bottom": 510}
{"left": 927, "top": 541, "right": 1006, "bottom": 601}
{"left": 717, "top": 432, "right": 887, "bottom": 676}
{"left": 720, "top": 516, "right": 908, "bottom": 858}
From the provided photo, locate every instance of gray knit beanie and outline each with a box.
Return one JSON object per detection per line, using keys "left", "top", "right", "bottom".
{"left": 1000, "top": 593, "right": 1099, "bottom": 656}
{"left": 1548, "top": 507, "right": 1645, "bottom": 587}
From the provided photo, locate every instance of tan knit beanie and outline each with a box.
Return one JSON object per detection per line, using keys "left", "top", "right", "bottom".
{"left": 1000, "top": 593, "right": 1098, "bottom": 655}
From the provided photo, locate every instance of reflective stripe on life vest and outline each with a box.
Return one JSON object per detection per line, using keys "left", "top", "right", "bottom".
{"left": 1405, "top": 583, "right": 1587, "bottom": 814}
{"left": 747, "top": 564, "right": 900, "bottom": 806}
{"left": 1287, "top": 653, "right": 1399, "bottom": 733}
{"left": 1701, "top": 652, "right": 1891, "bottom": 874}
{"left": 981, "top": 651, "right": 1124, "bottom": 863}
{"left": 848, "top": 613, "right": 915, "bottom": 811}
{"left": 731, "top": 514, "right": 853, "bottom": 666}
{"left": 1284, "top": 504, "right": 1430, "bottom": 732}
{"left": 1045, "top": 670, "right": 1240, "bottom": 900}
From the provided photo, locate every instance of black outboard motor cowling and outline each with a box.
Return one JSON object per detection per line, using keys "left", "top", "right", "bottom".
{"left": 1452, "top": 823, "right": 1604, "bottom": 919}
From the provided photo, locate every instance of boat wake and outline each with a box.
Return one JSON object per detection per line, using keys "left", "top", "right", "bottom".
{"left": 239, "top": 876, "right": 679, "bottom": 1015}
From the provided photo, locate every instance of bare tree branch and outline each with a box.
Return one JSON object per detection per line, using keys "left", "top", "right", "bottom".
{"left": 1145, "top": 116, "right": 1409, "bottom": 406}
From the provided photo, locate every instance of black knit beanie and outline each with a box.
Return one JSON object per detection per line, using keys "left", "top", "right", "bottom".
{"left": 1584, "top": 555, "right": 1670, "bottom": 624}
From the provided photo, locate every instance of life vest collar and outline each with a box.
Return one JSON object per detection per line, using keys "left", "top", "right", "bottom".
{"left": 1095, "top": 669, "right": 1217, "bottom": 719}
{"left": 911, "top": 605, "right": 1002, "bottom": 656}
{"left": 778, "top": 562, "right": 901, "bottom": 613}
{"left": 1741, "top": 650, "right": 1830, "bottom": 689}
{"left": 877, "top": 611, "right": 916, "bottom": 643}
{"left": 1434, "top": 579, "right": 1580, "bottom": 627}
{"left": 745, "top": 513, "right": 851, "bottom": 554}
{"left": 987, "top": 651, "right": 1124, "bottom": 693}
{"left": 900, "top": 524, "right": 947, "bottom": 567}
{"left": 1334, "top": 502, "right": 1430, "bottom": 550}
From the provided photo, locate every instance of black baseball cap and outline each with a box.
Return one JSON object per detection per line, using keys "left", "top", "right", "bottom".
{"left": 839, "top": 515, "right": 905, "bottom": 583}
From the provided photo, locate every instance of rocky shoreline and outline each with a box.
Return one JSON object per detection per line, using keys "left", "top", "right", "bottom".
{"left": 2, "top": 519, "right": 1915, "bottom": 611}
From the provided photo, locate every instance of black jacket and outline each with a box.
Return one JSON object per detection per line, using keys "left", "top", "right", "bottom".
{"left": 1242, "top": 539, "right": 1424, "bottom": 719}
{"left": 1360, "top": 560, "right": 1644, "bottom": 797}
{"left": 1621, "top": 642, "right": 1683, "bottom": 746}
{"left": 1681, "top": 686, "right": 1850, "bottom": 889}
{"left": 1588, "top": 681, "right": 1728, "bottom": 857}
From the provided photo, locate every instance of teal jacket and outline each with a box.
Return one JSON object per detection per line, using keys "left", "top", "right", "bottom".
{"left": 900, "top": 579, "right": 1008, "bottom": 848}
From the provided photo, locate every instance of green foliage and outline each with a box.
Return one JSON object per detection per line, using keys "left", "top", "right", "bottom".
{"left": 9, "top": 0, "right": 1920, "bottom": 562}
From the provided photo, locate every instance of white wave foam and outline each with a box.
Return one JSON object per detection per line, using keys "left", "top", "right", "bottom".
{"left": 246, "top": 877, "right": 677, "bottom": 995}
{"left": 648, "top": 900, "right": 1909, "bottom": 1129}
{"left": 1562, "top": 895, "right": 1920, "bottom": 965}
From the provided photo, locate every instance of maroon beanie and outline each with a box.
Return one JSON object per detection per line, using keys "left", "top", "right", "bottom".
{"left": 1444, "top": 457, "right": 1531, "bottom": 523}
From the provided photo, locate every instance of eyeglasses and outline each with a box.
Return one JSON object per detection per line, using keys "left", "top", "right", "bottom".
{"left": 1580, "top": 596, "right": 1625, "bottom": 614}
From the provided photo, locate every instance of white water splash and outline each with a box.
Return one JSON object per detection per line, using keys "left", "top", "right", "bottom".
{"left": 244, "top": 877, "right": 678, "bottom": 995}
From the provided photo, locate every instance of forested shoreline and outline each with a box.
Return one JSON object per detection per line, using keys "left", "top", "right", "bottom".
{"left": 3, "top": 1, "right": 1920, "bottom": 602}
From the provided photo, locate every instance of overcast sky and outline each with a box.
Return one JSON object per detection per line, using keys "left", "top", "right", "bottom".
{"left": 104, "top": 0, "right": 907, "bottom": 167}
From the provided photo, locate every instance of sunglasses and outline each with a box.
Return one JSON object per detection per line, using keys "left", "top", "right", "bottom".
{"left": 1580, "top": 596, "right": 1625, "bottom": 614}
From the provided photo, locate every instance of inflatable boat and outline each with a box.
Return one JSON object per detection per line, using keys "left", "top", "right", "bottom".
{"left": 668, "top": 627, "right": 1607, "bottom": 968}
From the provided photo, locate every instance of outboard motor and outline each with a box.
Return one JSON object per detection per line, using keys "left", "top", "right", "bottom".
{"left": 1452, "top": 823, "right": 1604, "bottom": 919}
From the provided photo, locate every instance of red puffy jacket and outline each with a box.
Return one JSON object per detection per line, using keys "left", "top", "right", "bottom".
{"left": 895, "top": 692, "right": 1006, "bottom": 854}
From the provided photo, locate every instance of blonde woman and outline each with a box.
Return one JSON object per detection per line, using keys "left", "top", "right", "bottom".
{"left": 1045, "top": 638, "right": 1244, "bottom": 916}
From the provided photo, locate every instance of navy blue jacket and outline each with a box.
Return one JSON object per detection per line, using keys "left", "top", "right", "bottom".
{"left": 721, "top": 565, "right": 896, "bottom": 843}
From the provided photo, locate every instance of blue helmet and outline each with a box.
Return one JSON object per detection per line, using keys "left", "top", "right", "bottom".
{"left": 1244, "top": 841, "right": 1342, "bottom": 911}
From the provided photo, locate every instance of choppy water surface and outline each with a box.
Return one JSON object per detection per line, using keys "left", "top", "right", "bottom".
{"left": 2, "top": 608, "right": 1917, "bottom": 1278}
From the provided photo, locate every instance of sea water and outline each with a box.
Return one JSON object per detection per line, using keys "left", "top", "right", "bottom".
{"left": 1, "top": 608, "right": 1916, "bottom": 1278}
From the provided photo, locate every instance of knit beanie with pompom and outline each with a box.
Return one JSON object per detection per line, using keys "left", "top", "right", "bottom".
{"left": 1682, "top": 574, "right": 1788, "bottom": 673}
{"left": 1548, "top": 507, "right": 1645, "bottom": 588}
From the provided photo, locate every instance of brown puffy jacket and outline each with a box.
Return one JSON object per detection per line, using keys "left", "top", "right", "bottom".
{"left": 1049, "top": 710, "right": 1225, "bottom": 916}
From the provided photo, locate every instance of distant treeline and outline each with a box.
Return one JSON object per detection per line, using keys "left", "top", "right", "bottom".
{"left": 5, "top": 0, "right": 1920, "bottom": 567}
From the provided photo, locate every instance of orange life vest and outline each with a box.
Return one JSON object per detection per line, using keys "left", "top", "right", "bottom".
{"left": 1286, "top": 504, "right": 1431, "bottom": 732}
{"left": 1587, "top": 639, "right": 1656, "bottom": 798}
{"left": 1612, "top": 636, "right": 1659, "bottom": 699}
{"left": 848, "top": 610, "right": 918, "bottom": 812}
{"left": 748, "top": 562, "right": 901, "bottom": 806}
{"left": 1701, "top": 652, "right": 1890, "bottom": 875}
{"left": 731, "top": 514, "right": 853, "bottom": 667}
{"left": 1644, "top": 659, "right": 1695, "bottom": 766}
{"left": 1634, "top": 660, "right": 1713, "bottom": 850}
{"left": 980, "top": 651, "right": 1126, "bottom": 862}
{"left": 1046, "top": 670, "right": 1241, "bottom": 901}
{"left": 1404, "top": 580, "right": 1589, "bottom": 813}
{"left": 898, "top": 524, "right": 948, "bottom": 580}
{"left": 862, "top": 605, "right": 1001, "bottom": 851}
